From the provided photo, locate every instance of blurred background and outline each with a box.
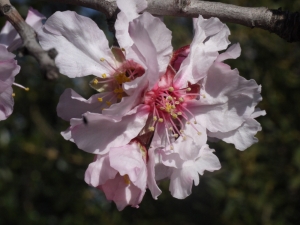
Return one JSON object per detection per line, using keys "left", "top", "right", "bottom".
{"left": 0, "top": 0, "right": 300, "bottom": 224}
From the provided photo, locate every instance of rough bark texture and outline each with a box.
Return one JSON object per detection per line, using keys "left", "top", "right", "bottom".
{"left": 43, "top": 0, "right": 300, "bottom": 42}
{"left": 0, "top": 0, "right": 59, "bottom": 79}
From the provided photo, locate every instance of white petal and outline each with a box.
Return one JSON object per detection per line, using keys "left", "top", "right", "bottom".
{"left": 38, "top": 11, "right": 115, "bottom": 78}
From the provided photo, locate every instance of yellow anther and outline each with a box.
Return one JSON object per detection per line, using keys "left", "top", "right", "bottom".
{"left": 114, "top": 88, "right": 124, "bottom": 94}
{"left": 93, "top": 79, "right": 99, "bottom": 84}
{"left": 159, "top": 107, "right": 165, "bottom": 111}
{"left": 167, "top": 96, "right": 173, "bottom": 100}
{"left": 173, "top": 134, "right": 179, "bottom": 138}
{"left": 117, "top": 93, "right": 123, "bottom": 99}
{"left": 100, "top": 57, "right": 105, "bottom": 62}
{"left": 123, "top": 174, "right": 131, "bottom": 185}
{"left": 153, "top": 116, "right": 157, "bottom": 121}
{"left": 197, "top": 132, "right": 202, "bottom": 135}
{"left": 194, "top": 120, "right": 197, "bottom": 124}
{"left": 121, "top": 48, "right": 125, "bottom": 51}
{"left": 187, "top": 87, "right": 191, "bottom": 92}
{"left": 171, "top": 113, "right": 178, "bottom": 119}
{"left": 106, "top": 101, "right": 112, "bottom": 106}
{"left": 97, "top": 97, "right": 103, "bottom": 102}
{"left": 102, "top": 108, "right": 106, "bottom": 111}
{"left": 180, "top": 130, "right": 184, "bottom": 133}
{"left": 149, "top": 126, "right": 155, "bottom": 131}
{"left": 158, "top": 118, "right": 164, "bottom": 123}
{"left": 115, "top": 73, "right": 131, "bottom": 84}
{"left": 175, "top": 101, "right": 180, "bottom": 105}
{"left": 101, "top": 73, "right": 107, "bottom": 78}
{"left": 202, "top": 94, "right": 206, "bottom": 98}
{"left": 187, "top": 121, "right": 191, "bottom": 124}
{"left": 25, "top": 87, "right": 30, "bottom": 91}
{"left": 179, "top": 97, "right": 184, "bottom": 102}
{"left": 177, "top": 112, "right": 182, "bottom": 115}
{"left": 170, "top": 145, "right": 174, "bottom": 150}
{"left": 165, "top": 103, "right": 172, "bottom": 113}
{"left": 12, "top": 93, "right": 15, "bottom": 97}
{"left": 171, "top": 105, "right": 176, "bottom": 109}
{"left": 168, "top": 87, "right": 174, "bottom": 92}
{"left": 169, "top": 127, "right": 173, "bottom": 131}
{"left": 182, "top": 136, "right": 187, "bottom": 141}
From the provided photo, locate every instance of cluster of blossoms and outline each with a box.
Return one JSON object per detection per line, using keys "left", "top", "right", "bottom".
{"left": 0, "top": 8, "right": 45, "bottom": 121}
{"left": 38, "top": 0, "right": 265, "bottom": 210}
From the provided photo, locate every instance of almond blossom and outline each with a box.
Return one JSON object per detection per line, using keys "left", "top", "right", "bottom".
{"left": 0, "top": 45, "right": 20, "bottom": 120}
{"left": 43, "top": 1, "right": 265, "bottom": 209}
{"left": 0, "top": 8, "right": 44, "bottom": 121}
{"left": 137, "top": 16, "right": 265, "bottom": 199}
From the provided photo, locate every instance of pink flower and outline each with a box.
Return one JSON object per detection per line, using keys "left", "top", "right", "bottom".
{"left": 0, "top": 45, "right": 20, "bottom": 120}
{"left": 139, "top": 16, "right": 265, "bottom": 199}
{"left": 84, "top": 140, "right": 148, "bottom": 210}
{"left": 144, "top": 16, "right": 265, "bottom": 152}
{"left": 0, "top": 8, "right": 44, "bottom": 120}
{"left": 38, "top": 0, "right": 173, "bottom": 154}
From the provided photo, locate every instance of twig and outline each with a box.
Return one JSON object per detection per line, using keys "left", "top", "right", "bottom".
{"left": 42, "top": 0, "right": 300, "bottom": 42}
{"left": 0, "top": 0, "right": 59, "bottom": 79}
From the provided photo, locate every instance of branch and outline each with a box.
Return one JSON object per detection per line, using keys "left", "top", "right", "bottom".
{"left": 0, "top": 0, "right": 59, "bottom": 79}
{"left": 43, "top": 0, "right": 300, "bottom": 42}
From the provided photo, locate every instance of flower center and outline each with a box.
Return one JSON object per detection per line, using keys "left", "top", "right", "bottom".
{"left": 144, "top": 83, "right": 202, "bottom": 149}
{"left": 89, "top": 47, "right": 145, "bottom": 109}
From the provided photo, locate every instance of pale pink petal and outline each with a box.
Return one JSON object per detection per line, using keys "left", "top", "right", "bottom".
{"left": 101, "top": 173, "right": 145, "bottom": 211}
{"left": 57, "top": 88, "right": 111, "bottom": 121}
{"left": 187, "top": 64, "right": 248, "bottom": 133}
{"left": 136, "top": 12, "right": 173, "bottom": 76}
{"left": 38, "top": 11, "right": 115, "bottom": 78}
{"left": 208, "top": 111, "right": 266, "bottom": 150}
{"left": 194, "top": 145, "right": 221, "bottom": 175}
{"left": 0, "top": 45, "right": 20, "bottom": 120}
{"left": 102, "top": 77, "right": 148, "bottom": 120}
{"left": 64, "top": 105, "right": 150, "bottom": 154}
{"left": 0, "top": 86, "right": 13, "bottom": 120}
{"left": 180, "top": 123, "right": 207, "bottom": 149}
{"left": 0, "top": 45, "right": 20, "bottom": 92}
{"left": 147, "top": 147, "right": 162, "bottom": 199}
{"left": 129, "top": 18, "right": 159, "bottom": 89}
{"left": 25, "top": 7, "right": 46, "bottom": 31}
{"left": 84, "top": 154, "right": 118, "bottom": 187}
{"left": 109, "top": 142, "right": 146, "bottom": 186}
{"left": 216, "top": 43, "right": 241, "bottom": 62}
{"left": 174, "top": 16, "right": 230, "bottom": 86}
{"left": 115, "top": 0, "right": 147, "bottom": 49}
{"left": 169, "top": 165, "right": 198, "bottom": 199}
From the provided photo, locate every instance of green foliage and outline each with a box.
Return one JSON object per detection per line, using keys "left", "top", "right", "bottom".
{"left": 1, "top": 1, "right": 300, "bottom": 224}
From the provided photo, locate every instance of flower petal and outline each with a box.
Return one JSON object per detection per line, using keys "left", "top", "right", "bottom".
{"left": 147, "top": 147, "right": 162, "bottom": 199}
{"left": 174, "top": 16, "right": 230, "bottom": 86}
{"left": 115, "top": 0, "right": 147, "bottom": 49}
{"left": 109, "top": 142, "right": 146, "bottom": 186}
{"left": 194, "top": 145, "right": 221, "bottom": 175}
{"left": 57, "top": 88, "right": 111, "bottom": 121}
{"left": 0, "top": 86, "right": 14, "bottom": 120}
{"left": 84, "top": 154, "right": 118, "bottom": 187}
{"left": 169, "top": 165, "right": 198, "bottom": 199}
{"left": 38, "top": 11, "right": 115, "bottom": 78}
{"left": 101, "top": 173, "right": 145, "bottom": 211}
{"left": 129, "top": 17, "right": 160, "bottom": 90}
{"left": 208, "top": 110, "right": 266, "bottom": 150}
{"left": 64, "top": 105, "right": 150, "bottom": 154}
